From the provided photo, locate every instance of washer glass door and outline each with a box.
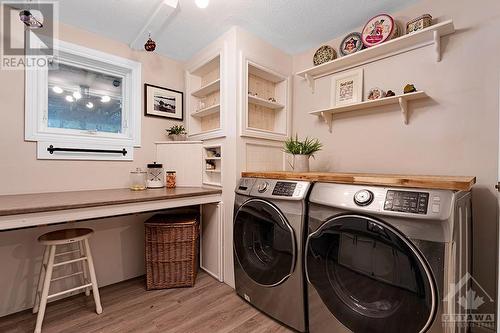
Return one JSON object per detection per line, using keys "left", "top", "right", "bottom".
{"left": 306, "top": 215, "right": 436, "bottom": 333}
{"left": 234, "top": 199, "right": 296, "bottom": 286}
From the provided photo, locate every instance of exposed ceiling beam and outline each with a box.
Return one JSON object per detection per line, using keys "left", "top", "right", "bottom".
{"left": 129, "top": 0, "right": 179, "bottom": 50}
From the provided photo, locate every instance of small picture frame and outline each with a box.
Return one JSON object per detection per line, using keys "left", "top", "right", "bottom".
{"left": 331, "top": 68, "right": 363, "bottom": 107}
{"left": 144, "top": 84, "right": 183, "bottom": 120}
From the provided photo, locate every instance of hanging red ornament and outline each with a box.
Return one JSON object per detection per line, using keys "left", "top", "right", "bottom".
{"left": 144, "top": 33, "right": 156, "bottom": 52}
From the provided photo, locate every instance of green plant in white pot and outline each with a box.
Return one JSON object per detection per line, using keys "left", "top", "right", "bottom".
{"left": 284, "top": 135, "right": 322, "bottom": 172}
{"left": 166, "top": 125, "right": 187, "bottom": 141}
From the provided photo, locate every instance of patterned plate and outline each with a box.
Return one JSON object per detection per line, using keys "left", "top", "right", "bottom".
{"left": 339, "top": 32, "right": 364, "bottom": 56}
{"left": 362, "top": 14, "right": 396, "bottom": 47}
{"left": 313, "top": 45, "right": 337, "bottom": 66}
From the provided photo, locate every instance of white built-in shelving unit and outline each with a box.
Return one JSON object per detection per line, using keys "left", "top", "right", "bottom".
{"left": 186, "top": 54, "right": 224, "bottom": 140}
{"left": 203, "top": 144, "right": 222, "bottom": 187}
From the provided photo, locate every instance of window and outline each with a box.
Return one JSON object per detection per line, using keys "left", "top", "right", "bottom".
{"left": 26, "top": 40, "right": 141, "bottom": 160}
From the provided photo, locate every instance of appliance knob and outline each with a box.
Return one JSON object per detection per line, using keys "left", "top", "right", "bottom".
{"left": 354, "top": 190, "right": 374, "bottom": 206}
{"left": 257, "top": 182, "right": 269, "bottom": 193}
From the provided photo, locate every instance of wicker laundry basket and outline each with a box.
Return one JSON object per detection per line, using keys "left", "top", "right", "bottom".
{"left": 145, "top": 212, "right": 199, "bottom": 290}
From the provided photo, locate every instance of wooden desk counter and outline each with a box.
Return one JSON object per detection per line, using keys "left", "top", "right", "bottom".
{"left": 241, "top": 171, "right": 476, "bottom": 191}
{"left": 0, "top": 187, "right": 222, "bottom": 231}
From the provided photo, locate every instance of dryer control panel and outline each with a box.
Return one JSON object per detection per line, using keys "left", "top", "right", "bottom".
{"left": 384, "top": 190, "right": 429, "bottom": 214}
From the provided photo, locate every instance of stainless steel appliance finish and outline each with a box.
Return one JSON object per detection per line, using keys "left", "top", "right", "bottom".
{"left": 306, "top": 183, "right": 472, "bottom": 333}
{"left": 233, "top": 177, "right": 311, "bottom": 332}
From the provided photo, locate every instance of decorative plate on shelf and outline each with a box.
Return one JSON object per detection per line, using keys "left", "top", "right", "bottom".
{"left": 339, "top": 32, "right": 364, "bottom": 56}
{"left": 313, "top": 45, "right": 337, "bottom": 66}
{"left": 361, "top": 14, "right": 397, "bottom": 48}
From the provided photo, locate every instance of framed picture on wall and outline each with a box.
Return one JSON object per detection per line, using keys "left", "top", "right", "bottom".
{"left": 330, "top": 68, "right": 363, "bottom": 107}
{"left": 144, "top": 84, "right": 183, "bottom": 120}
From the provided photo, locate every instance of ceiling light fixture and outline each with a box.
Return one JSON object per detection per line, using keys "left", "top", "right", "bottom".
{"left": 65, "top": 95, "right": 74, "bottom": 102}
{"left": 86, "top": 102, "right": 94, "bottom": 109}
{"left": 101, "top": 95, "right": 111, "bottom": 103}
{"left": 73, "top": 91, "right": 82, "bottom": 100}
{"left": 52, "top": 86, "right": 63, "bottom": 94}
{"left": 19, "top": 9, "right": 43, "bottom": 29}
{"left": 195, "top": 0, "right": 209, "bottom": 9}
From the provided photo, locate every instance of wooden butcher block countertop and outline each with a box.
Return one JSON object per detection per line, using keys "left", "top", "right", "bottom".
{"left": 0, "top": 187, "right": 222, "bottom": 217}
{"left": 241, "top": 171, "right": 476, "bottom": 191}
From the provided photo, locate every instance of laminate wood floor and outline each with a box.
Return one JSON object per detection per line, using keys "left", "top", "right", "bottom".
{"left": 0, "top": 272, "right": 293, "bottom": 333}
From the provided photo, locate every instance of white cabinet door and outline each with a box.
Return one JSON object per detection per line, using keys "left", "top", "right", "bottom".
{"left": 155, "top": 142, "right": 203, "bottom": 187}
{"left": 200, "top": 202, "right": 224, "bottom": 282}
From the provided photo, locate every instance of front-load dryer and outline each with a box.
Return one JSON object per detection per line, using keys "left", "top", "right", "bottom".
{"left": 233, "top": 177, "right": 311, "bottom": 332}
{"left": 306, "top": 183, "right": 472, "bottom": 333}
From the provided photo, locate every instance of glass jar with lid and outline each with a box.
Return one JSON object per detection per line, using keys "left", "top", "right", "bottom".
{"left": 166, "top": 171, "right": 176, "bottom": 188}
{"left": 129, "top": 168, "right": 147, "bottom": 191}
{"left": 146, "top": 162, "right": 164, "bottom": 188}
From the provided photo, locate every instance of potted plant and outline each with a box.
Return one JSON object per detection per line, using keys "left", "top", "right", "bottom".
{"left": 283, "top": 135, "right": 322, "bottom": 172}
{"left": 166, "top": 125, "right": 187, "bottom": 141}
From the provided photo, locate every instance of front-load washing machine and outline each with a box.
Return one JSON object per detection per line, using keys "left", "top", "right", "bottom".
{"left": 233, "top": 177, "right": 311, "bottom": 332}
{"left": 306, "top": 183, "right": 471, "bottom": 333}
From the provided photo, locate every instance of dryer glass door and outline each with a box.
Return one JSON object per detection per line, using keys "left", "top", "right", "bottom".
{"left": 234, "top": 199, "right": 296, "bottom": 286}
{"left": 306, "top": 215, "right": 436, "bottom": 333}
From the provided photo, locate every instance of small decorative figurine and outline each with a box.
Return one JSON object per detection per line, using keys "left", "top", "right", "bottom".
{"left": 404, "top": 84, "right": 417, "bottom": 94}
{"left": 268, "top": 97, "right": 277, "bottom": 103}
{"left": 368, "top": 87, "right": 386, "bottom": 100}
{"left": 386, "top": 90, "right": 396, "bottom": 97}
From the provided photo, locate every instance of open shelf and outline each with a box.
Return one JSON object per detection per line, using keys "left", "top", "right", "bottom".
{"left": 191, "top": 79, "right": 221, "bottom": 98}
{"left": 248, "top": 95, "right": 284, "bottom": 110}
{"left": 205, "top": 169, "right": 221, "bottom": 173}
{"left": 205, "top": 157, "right": 222, "bottom": 160}
{"left": 191, "top": 104, "right": 220, "bottom": 118}
{"left": 297, "top": 20, "right": 455, "bottom": 92}
{"left": 310, "top": 91, "right": 428, "bottom": 132}
{"left": 203, "top": 145, "right": 222, "bottom": 187}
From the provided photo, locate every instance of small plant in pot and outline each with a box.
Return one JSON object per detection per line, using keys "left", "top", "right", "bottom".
{"left": 284, "top": 135, "right": 322, "bottom": 172}
{"left": 166, "top": 125, "right": 187, "bottom": 141}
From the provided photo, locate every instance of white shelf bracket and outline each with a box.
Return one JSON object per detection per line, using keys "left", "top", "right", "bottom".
{"left": 304, "top": 73, "right": 315, "bottom": 93}
{"left": 399, "top": 97, "right": 409, "bottom": 125}
{"left": 433, "top": 30, "right": 441, "bottom": 62}
{"left": 320, "top": 112, "right": 333, "bottom": 132}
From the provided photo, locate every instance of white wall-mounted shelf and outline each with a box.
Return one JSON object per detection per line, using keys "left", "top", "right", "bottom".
{"left": 191, "top": 79, "right": 221, "bottom": 98}
{"left": 297, "top": 20, "right": 455, "bottom": 92}
{"left": 248, "top": 95, "right": 285, "bottom": 110}
{"left": 191, "top": 104, "right": 221, "bottom": 118}
{"left": 205, "top": 157, "right": 221, "bottom": 160}
{"left": 310, "top": 91, "right": 428, "bottom": 132}
{"left": 205, "top": 169, "right": 221, "bottom": 173}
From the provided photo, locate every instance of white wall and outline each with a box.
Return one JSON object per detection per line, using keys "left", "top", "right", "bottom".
{"left": 0, "top": 22, "right": 185, "bottom": 316}
{"left": 292, "top": 0, "right": 499, "bottom": 322}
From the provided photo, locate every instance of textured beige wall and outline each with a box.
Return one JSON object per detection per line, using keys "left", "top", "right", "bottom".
{"left": 292, "top": 0, "right": 499, "bottom": 321}
{"left": 0, "top": 22, "right": 185, "bottom": 316}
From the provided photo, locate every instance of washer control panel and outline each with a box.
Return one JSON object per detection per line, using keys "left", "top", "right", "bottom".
{"left": 237, "top": 178, "right": 311, "bottom": 200}
{"left": 384, "top": 190, "right": 429, "bottom": 214}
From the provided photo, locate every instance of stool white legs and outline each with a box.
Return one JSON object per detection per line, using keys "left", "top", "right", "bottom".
{"left": 33, "top": 246, "right": 49, "bottom": 314}
{"left": 33, "top": 239, "right": 102, "bottom": 333}
{"left": 84, "top": 239, "right": 103, "bottom": 314}
{"left": 34, "top": 245, "right": 56, "bottom": 333}
{"left": 78, "top": 241, "right": 91, "bottom": 297}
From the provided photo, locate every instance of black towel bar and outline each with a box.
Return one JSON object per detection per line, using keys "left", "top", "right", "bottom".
{"left": 47, "top": 145, "right": 127, "bottom": 156}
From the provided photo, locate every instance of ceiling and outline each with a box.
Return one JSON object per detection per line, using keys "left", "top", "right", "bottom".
{"left": 58, "top": 0, "right": 417, "bottom": 61}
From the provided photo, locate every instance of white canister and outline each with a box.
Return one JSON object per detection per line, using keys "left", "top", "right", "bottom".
{"left": 146, "top": 162, "right": 165, "bottom": 188}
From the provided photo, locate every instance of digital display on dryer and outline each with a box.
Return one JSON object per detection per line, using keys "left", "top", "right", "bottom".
{"left": 272, "top": 182, "right": 297, "bottom": 197}
{"left": 384, "top": 190, "right": 429, "bottom": 214}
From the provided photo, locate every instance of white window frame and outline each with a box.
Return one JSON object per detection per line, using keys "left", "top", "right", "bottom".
{"left": 25, "top": 39, "right": 141, "bottom": 160}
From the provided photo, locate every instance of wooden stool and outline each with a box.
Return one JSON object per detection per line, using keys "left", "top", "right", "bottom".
{"left": 33, "top": 228, "right": 102, "bottom": 333}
